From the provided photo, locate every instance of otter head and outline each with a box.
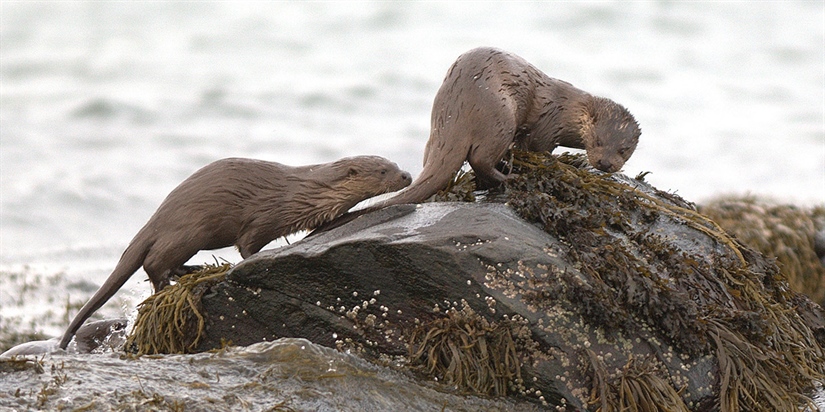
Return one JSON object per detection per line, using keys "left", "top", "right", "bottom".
{"left": 285, "top": 156, "right": 411, "bottom": 235}
{"left": 329, "top": 155, "right": 412, "bottom": 211}
{"left": 580, "top": 97, "right": 641, "bottom": 173}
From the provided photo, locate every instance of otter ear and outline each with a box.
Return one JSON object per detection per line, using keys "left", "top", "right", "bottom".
{"left": 348, "top": 168, "right": 359, "bottom": 177}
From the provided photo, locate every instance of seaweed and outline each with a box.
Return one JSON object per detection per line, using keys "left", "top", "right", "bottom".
{"left": 506, "top": 152, "right": 713, "bottom": 353}
{"left": 408, "top": 303, "right": 521, "bottom": 397}
{"left": 125, "top": 264, "right": 231, "bottom": 355}
{"left": 0, "top": 357, "right": 44, "bottom": 374}
{"left": 428, "top": 166, "right": 477, "bottom": 203}
{"left": 586, "top": 350, "right": 690, "bottom": 412}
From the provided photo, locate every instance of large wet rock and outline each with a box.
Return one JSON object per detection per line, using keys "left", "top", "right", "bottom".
{"left": 145, "top": 153, "right": 825, "bottom": 411}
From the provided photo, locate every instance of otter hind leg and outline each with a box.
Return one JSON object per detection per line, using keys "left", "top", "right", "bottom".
{"left": 169, "top": 265, "right": 204, "bottom": 282}
{"left": 236, "top": 231, "right": 269, "bottom": 260}
{"left": 176, "top": 265, "right": 203, "bottom": 274}
{"left": 467, "top": 128, "right": 517, "bottom": 190}
{"left": 469, "top": 151, "right": 509, "bottom": 189}
{"left": 143, "top": 242, "right": 201, "bottom": 292}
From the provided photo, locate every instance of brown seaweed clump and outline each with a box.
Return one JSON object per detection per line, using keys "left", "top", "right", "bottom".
{"left": 700, "top": 196, "right": 825, "bottom": 306}
{"left": 126, "top": 264, "right": 231, "bottom": 355}
{"left": 427, "top": 166, "right": 477, "bottom": 203}
{"left": 408, "top": 303, "right": 523, "bottom": 397}
{"left": 587, "top": 350, "right": 689, "bottom": 412}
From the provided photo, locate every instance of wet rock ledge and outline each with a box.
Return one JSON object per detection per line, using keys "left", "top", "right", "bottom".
{"left": 128, "top": 153, "right": 825, "bottom": 411}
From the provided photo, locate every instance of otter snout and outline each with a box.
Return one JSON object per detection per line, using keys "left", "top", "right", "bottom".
{"left": 595, "top": 159, "right": 618, "bottom": 173}
{"left": 392, "top": 170, "right": 412, "bottom": 191}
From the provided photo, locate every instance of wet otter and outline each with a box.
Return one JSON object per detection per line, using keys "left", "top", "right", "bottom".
{"left": 390, "top": 46, "right": 641, "bottom": 203}
{"left": 58, "top": 156, "right": 411, "bottom": 350}
{"left": 313, "top": 47, "right": 641, "bottom": 233}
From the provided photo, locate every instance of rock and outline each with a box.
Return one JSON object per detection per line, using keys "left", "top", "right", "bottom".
{"left": 137, "top": 153, "right": 825, "bottom": 411}
{"left": 1, "top": 318, "right": 127, "bottom": 357}
{"left": 202, "top": 201, "right": 703, "bottom": 409}
{"left": 0, "top": 338, "right": 59, "bottom": 357}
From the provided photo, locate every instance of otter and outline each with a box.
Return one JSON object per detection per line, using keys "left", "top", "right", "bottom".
{"left": 393, "top": 46, "right": 640, "bottom": 203}
{"left": 58, "top": 156, "right": 411, "bottom": 350}
{"left": 313, "top": 47, "right": 641, "bottom": 233}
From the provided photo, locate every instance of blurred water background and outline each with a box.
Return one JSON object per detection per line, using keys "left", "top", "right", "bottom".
{"left": 0, "top": 2, "right": 824, "bottom": 408}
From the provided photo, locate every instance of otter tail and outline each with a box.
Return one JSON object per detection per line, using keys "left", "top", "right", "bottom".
{"left": 58, "top": 239, "right": 150, "bottom": 350}
{"left": 378, "top": 143, "right": 469, "bottom": 208}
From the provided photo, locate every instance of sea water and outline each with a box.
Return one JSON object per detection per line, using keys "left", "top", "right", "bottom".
{"left": 1, "top": 1, "right": 823, "bottom": 409}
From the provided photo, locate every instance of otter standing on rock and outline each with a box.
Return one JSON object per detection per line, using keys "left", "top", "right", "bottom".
{"left": 313, "top": 47, "right": 641, "bottom": 234}
{"left": 386, "top": 46, "right": 641, "bottom": 204}
{"left": 58, "top": 156, "right": 411, "bottom": 350}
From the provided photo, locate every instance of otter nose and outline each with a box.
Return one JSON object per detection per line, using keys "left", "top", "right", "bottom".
{"left": 596, "top": 159, "right": 614, "bottom": 172}
{"left": 401, "top": 171, "right": 412, "bottom": 181}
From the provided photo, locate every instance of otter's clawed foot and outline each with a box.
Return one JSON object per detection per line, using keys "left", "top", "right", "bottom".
{"left": 173, "top": 264, "right": 204, "bottom": 278}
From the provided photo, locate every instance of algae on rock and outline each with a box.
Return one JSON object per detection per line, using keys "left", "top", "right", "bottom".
{"left": 501, "top": 151, "right": 824, "bottom": 412}
{"left": 408, "top": 303, "right": 522, "bottom": 397}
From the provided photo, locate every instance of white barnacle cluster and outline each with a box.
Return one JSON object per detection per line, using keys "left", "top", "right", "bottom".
{"left": 318, "top": 287, "right": 403, "bottom": 352}
{"left": 483, "top": 262, "right": 520, "bottom": 299}
{"left": 454, "top": 237, "right": 490, "bottom": 252}
{"left": 484, "top": 295, "right": 497, "bottom": 314}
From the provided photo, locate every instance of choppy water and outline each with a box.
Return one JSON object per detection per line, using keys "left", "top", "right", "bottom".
{"left": 1, "top": 1, "right": 824, "bottom": 409}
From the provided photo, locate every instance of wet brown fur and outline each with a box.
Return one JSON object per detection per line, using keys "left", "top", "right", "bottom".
{"left": 384, "top": 46, "right": 640, "bottom": 206}
{"left": 59, "top": 156, "right": 411, "bottom": 349}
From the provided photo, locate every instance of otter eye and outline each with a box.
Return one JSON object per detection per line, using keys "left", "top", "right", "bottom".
{"left": 380, "top": 169, "right": 387, "bottom": 175}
